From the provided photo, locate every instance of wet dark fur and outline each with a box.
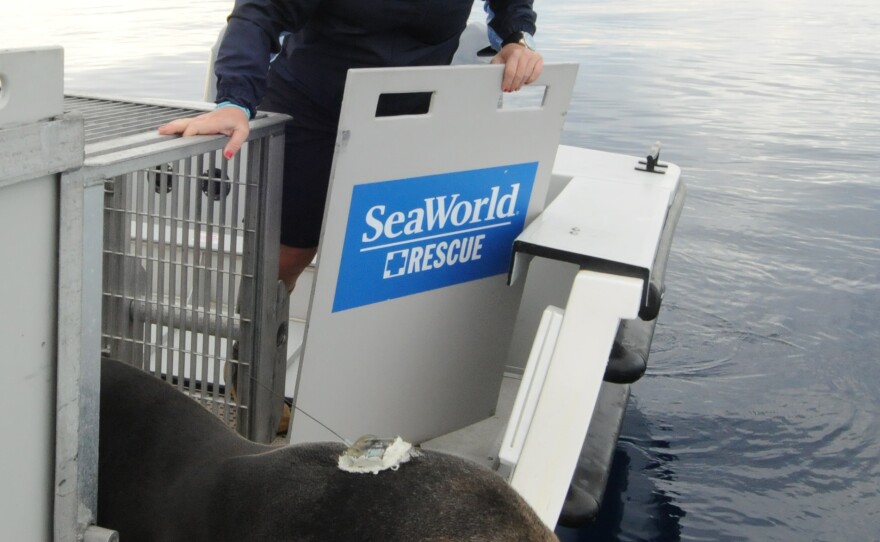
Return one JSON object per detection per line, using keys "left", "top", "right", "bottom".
{"left": 98, "top": 359, "right": 557, "bottom": 541}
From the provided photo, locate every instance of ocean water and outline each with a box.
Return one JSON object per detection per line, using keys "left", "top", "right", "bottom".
{"left": 5, "top": 0, "right": 879, "bottom": 540}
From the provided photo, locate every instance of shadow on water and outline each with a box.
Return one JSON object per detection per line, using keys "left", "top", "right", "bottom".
{"left": 556, "top": 402, "right": 685, "bottom": 542}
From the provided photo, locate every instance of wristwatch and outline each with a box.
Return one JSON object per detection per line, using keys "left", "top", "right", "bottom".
{"left": 501, "top": 31, "right": 536, "bottom": 51}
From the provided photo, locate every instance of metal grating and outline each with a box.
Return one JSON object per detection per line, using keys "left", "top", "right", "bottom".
{"left": 64, "top": 95, "right": 203, "bottom": 144}
{"left": 67, "top": 94, "right": 289, "bottom": 443}
{"left": 102, "top": 152, "right": 249, "bottom": 427}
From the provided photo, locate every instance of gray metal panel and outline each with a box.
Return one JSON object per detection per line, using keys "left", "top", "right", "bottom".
{"left": 0, "top": 47, "right": 89, "bottom": 542}
{"left": 55, "top": 172, "right": 106, "bottom": 542}
{"left": 1, "top": 172, "right": 61, "bottom": 542}
{"left": 0, "top": 47, "right": 63, "bottom": 125}
{"left": 291, "top": 64, "right": 578, "bottom": 444}
{"left": 0, "top": 114, "right": 84, "bottom": 189}
{"left": 0, "top": 50, "right": 81, "bottom": 189}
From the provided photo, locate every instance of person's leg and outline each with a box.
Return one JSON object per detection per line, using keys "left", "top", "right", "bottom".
{"left": 274, "top": 125, "right": 336, "bottom": 295}
{"left": 279, "top": 245, "right": 318, "bottom": 293}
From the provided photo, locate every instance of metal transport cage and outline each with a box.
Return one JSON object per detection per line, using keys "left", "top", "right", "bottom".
{"left": 64, "top": 95, "right": 290, "bottom": 444}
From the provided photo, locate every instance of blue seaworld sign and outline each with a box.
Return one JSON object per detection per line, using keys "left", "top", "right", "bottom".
{"left": 332, "top": 162, "right": 538, "bottom": 312}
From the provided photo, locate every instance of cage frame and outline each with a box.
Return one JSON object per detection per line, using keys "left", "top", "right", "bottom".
{"left": 55, "top": 94, "right": 289, "bottom": 541}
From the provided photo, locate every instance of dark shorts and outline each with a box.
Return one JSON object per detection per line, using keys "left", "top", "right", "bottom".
{"left": 259, "top": 58, "right": 343, "bottom": 249}
{"left": 272, "top": 124, "right": 336, "bottom": 248}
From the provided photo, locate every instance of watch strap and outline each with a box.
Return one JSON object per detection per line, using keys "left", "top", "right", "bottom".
{"left": 501, "top": 31, "right": 536, "bottom": 51}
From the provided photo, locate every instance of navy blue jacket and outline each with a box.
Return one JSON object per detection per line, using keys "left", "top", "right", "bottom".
{"left": 215, "top": 0, "right": 537, "bottom": 121}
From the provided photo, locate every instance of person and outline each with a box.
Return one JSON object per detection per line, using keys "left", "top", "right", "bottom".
{"left": 159, "top": 0, "right": 544, "bottom": 294}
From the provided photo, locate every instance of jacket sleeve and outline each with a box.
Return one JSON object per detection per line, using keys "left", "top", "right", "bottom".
{"left": 485, "top": 0, "right": 537, "bottom": 42}
{"left": 215, "top": 0, "right": 322, "bottom": 116}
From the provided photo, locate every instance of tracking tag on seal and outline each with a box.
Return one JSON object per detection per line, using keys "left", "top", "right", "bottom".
{"left": 337, "top": 435, "right": 421, "bottom": 474}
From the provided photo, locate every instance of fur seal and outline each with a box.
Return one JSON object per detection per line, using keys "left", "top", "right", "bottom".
{"left": 98, "top": 358, "right": 557, "bottom": 541}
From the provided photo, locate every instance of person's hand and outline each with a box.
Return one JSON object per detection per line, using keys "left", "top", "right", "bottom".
{"left": 158, "top": 106, "right": 250, "bottom": 159}
{"left": 491, "top": 44, "right": 544, "bottom": 92}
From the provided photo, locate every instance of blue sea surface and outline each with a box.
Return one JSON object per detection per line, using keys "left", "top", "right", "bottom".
{"left": 6, "top": 0, "right": 879, "bottom": 540}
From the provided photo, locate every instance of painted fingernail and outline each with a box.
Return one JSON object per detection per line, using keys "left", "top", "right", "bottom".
{"left": 224, "top": 151, "right": 233, "bottom": 160}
